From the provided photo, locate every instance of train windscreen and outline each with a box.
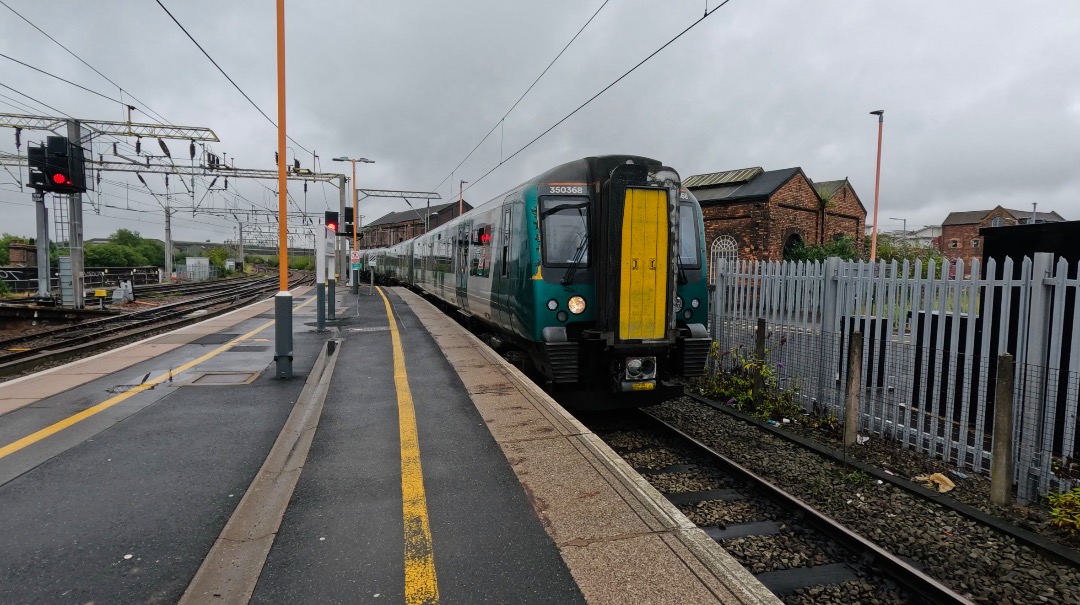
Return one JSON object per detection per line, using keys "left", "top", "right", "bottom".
{"left": 678, "top": 202, "right": 701, "bottom": 268}
{"left": 540, "top": 196, "right": 589, "bottom": 267}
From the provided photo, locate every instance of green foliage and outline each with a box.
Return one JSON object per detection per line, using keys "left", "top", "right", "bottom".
{"left": 84, "top": 242, "right": 149, "bottom": 267}
{"left": 873, "top": 234, "right": 947, "bottom": 277}
{"left": 0, "top": 278, "right": 10, "bottom": 296}
{"left": 1048, "top": 487, "right": 1080, "bottom": 534}
{"left": 207, "top": 246, "right": 229, "bottom": 270}
{"left": 784, "top": 235, "right": 861, "bottom": 262}
{"left": 840, "top": 469, "right": 872, "bottom": 488}
{"left": 694, "top": 340, "right": 802, "bottom": 421}
{"left": 288, "top": 255, "right": 315, "bottom": 270}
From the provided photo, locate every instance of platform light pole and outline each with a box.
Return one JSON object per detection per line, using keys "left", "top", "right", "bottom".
{"left": 332, "top": 156, "right": 373, "bottom": 294}
{"left": 869, "top": 109, "right": 884, "bottom": 262}
{"left": 458, "top": 180, "right": 467, "bottom": 217}
{"left": 889, "top": 217, "right": 907, "bottom": 241}
{"left": 274, "top": 0, "right": 292, "bottom": 379}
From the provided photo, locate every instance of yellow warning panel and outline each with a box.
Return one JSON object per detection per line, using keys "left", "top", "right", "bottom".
{"left": 619, "top": 188, "right": 668, "bottom": 340}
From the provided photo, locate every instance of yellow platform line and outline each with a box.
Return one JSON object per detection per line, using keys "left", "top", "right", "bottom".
{"left": 0, "top": 296, "right": 316, "bottom": 461}
{"left": 375, "top": 286, "right": 440, "bottom": 605}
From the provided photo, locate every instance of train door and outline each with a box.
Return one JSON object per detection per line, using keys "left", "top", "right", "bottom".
{"left": 492, "top": 203, "right": 513, "bottom": 328}
{"left": 455, "top": 220, "right": 471, "bottom": 312}
{"left": 619, "top": 187, "right": 669, "bottom": 340}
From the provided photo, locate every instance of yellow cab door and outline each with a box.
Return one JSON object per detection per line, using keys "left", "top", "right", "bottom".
{"left": 619, "top": 187, "right": 668, "bottom": 340}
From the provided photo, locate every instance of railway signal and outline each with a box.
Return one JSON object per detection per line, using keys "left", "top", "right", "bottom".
{"left": 27, "top": 136, "right": 87, "bottom": 194}
{"left": 324, "top": 210, "right": 339, "bottom": 233}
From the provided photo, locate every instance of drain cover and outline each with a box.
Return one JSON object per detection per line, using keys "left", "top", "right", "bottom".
{"left": 189, "top": 372, "right": 258, "bottom": 385}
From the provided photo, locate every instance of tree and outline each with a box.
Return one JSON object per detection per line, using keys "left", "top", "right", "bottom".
{"left": 207, "top": 246, "right": 229, "bottom": 270}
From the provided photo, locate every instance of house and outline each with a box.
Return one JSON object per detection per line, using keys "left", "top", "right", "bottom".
{"left": 940, "top": 206, "right": 1066, "bottom": 261}
{"left": 684, "top": 167, "right": 867, "bottom": 277}
{"left": 360, "top": 201, "right": 472, "bottom": 248}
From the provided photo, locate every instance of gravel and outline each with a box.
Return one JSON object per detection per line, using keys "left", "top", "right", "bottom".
{"left": 649, "top": 397, "right": 1080, "bottom": 605}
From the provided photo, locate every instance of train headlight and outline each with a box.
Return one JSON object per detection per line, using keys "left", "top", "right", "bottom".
{"left": 547, "top": 298, "right": 559, "bottom": 311}
{"left": 556, "top": 310, "right": 569, "bottom": 323}
{"left": 691, "top": 298, "right": 700, "bottom": 309}
{"left": 625, "top": 356, "right": 657, "bottom": 380}
{"left": 568, "top": 295, "right": 586, "bottom": 314}
{"left": 684, "top": 309, "right": 693, "bottom": 320}
{"left": 674, "top": 296, "right": 684, "bottom": 312}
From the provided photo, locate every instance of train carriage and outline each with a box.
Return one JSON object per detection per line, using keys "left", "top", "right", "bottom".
{"left": 368, "top": 155, "right": 710, "bottom": 405}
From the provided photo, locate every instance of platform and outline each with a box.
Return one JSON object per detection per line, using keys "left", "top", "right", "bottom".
{"left": 0, "top": 284, "right": 779, "bottom": 604}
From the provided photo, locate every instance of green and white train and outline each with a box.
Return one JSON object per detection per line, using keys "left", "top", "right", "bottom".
{"left": 368, "top": 155, "right": 710, "bottom": 403}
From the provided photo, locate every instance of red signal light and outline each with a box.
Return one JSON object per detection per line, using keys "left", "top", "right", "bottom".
{"left": 327, "top": 222, "right": 337, "bottom": 232}
{"left": 52, "top": 172, "right": 68, "bottom": 185}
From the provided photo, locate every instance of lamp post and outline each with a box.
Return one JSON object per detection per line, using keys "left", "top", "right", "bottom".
{"left": 332, "top": 156, "right": 374, "bottom": 293}
{"left": 869, "top": 110, "right": 884, "bottom": 262}
{"left": 889, "top": 217, "right": 906, "bottom": 238}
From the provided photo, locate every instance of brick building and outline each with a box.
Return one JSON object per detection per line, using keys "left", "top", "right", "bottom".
{"left": 684, "top": 167, "right": 867, "bottom": 277}
{"left": 360, "top": 201, "right": 472, "bottom": 248}
{"left": 940, "top": 206, "right": 1066, "bottom": 261}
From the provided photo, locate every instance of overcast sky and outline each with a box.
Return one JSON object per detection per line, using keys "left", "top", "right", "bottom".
{"left": 1, "top": 0, "right": 1078, "bottom": 249}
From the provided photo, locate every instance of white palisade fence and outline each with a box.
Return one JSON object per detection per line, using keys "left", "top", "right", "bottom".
{"left": 711, "top": 253, "right": 1080, "bottom": 501}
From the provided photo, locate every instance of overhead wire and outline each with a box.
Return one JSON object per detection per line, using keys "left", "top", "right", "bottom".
{"left": 153, "top": 0, "right": 313, "bottom": 156}
{"left": 2, "top": 0, "right": 313, "bottom": 240}
{"left": 0, "top": 52, "right": 124, "bottom": 105}
{"left": 461, "top": 1, "right": 733, "bottom": 194}
{"left": 430, "top": 0, "right": 611, "bottom": 195}
{"left": 0, "top": 0, "right": 169, "bottom": 125}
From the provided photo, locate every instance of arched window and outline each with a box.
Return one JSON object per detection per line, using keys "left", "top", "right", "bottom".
{"left": 991, "top": 216, "right": 1003, "bottom": 227}
{"left": 783, "top": 233, "right": 804, "bottom": 259}
{"left": 709, "top": 235, "right": 738, "bottom": 284}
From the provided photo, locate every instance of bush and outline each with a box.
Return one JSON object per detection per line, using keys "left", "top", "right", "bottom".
{"left": 694, "top": 340, "right": 802, "bottom": 421}
{"left": 1049, "top": 487, "right": 1080, "bottom": 534}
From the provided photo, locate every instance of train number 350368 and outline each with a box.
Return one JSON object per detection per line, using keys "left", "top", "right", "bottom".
{"left": 549, "top": 186, "right": 584, "bottom": 194}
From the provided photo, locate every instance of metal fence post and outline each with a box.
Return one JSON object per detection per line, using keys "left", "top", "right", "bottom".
{"left": 817, "top": 257, "right": 842, "bottom": 406}
{"left": 1018, "top": 252, "right": 1053, "bottom": 502}
{"left": 991, "top": 353, "right": 1016, "bottom": 506}
{"left": 754, "top": 317, "right": 766, "bottom": 410}
{"left": 844, "top": 331, "right": 864, "bottom": 448}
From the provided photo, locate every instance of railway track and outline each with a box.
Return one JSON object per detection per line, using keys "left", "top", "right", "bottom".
{"left": 0, "top": 273, "right": 313, "bottom": 379}
{"left": 587, "top": 409, "right": 972, "bottom": 604}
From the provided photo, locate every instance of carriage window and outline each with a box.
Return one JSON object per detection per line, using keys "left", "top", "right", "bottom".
{"left": 678, "top": 202, "right": 701, "bottom": 268}
{"left": 540, "top": 196, "right": 589, "bottom": 267}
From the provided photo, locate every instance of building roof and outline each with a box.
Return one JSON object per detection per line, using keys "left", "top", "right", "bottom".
{"left": 686, "top": 167, "right": 803, "bottom": 203}
{"left": 365, "top": 201, "right": 458, "bottom": 227}
{"left": 682, "top": 167, "right": 763, "bottom": 188}
{"left": 942, "top": 207, "right": 1067, "bottom": 226}
{"left": 814, "top": 179, "right": 847, "bottom": 199}
{"left": 941, "top": 210, "right": 989, "bottom": 226}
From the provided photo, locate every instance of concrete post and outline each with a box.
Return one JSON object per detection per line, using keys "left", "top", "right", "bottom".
{"left": 844, "top": 331, "right": 863, "bottom": 448}
{"left": 274, "top": 292, "right": 293, "bottom": 379}
{"left": 991, "top": 353, "right": 1016, "bottom": 506}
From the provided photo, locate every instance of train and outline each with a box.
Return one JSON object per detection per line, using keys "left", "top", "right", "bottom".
{"left": 366, "top": 155, "right": 710, "bottom": 405}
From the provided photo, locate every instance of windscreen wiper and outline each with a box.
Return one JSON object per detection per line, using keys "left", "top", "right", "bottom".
{"left": 677, "top": 259, "right": 688, "bottom": 285}
{"left": 560, "top": 233, "right": 589, "bottom": 285}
